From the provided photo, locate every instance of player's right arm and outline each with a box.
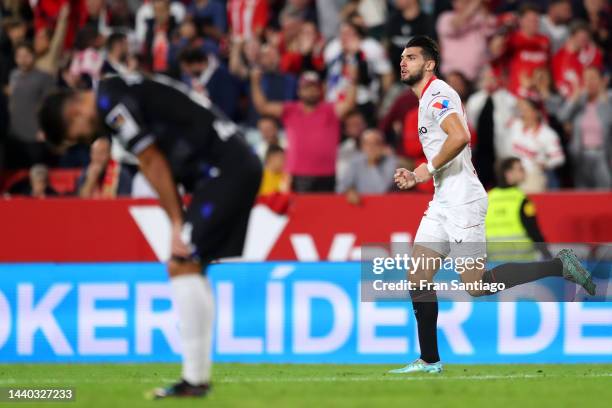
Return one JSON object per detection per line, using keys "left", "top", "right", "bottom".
{"left": 137, "top": 144, "right": 190, "bottom": 258}
{"left": 250, "top": 68, "right": 283, "bottom": 118}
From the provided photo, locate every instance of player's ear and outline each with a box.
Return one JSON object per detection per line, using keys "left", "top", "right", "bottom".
{"left": 426, "top": 59, "right": 435, "bottom": 73}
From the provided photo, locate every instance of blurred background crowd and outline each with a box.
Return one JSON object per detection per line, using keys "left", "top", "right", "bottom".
{"left": 0, "top": 0, "right": 610, "bottom": 201}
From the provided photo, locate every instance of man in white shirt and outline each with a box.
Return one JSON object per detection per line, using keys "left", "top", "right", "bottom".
{"left": 389, "top": 36, "right": 596, "bottom": 374}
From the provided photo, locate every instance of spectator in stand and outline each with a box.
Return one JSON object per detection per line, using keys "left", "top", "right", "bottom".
{"left": 187, "top": 0, "right": 227, "bottom": 40}
{"left": 495, "top": 3, "right": 551, "bottom": 96}
{"left": 101, "top": 32, "right": 130, "bottom": 76}
{"left": 530, "top": 66, "right": 564, "bottom": 117}
{"left": 143, "top": 0, "right": 179, "bottom": 73}
{"left": 0, "top": 18, "right": 27, "bottom": 91}
{"left": 385, "top": 0, "right": 434, "bottom": 78}
{"left": 315, "top": 0, "right": 344, "bottom": 40}
{"left": 34, "top": 3, "right": 69, "bottom": 76}
{"left": 337, "top": 109, "right": 368, "bottom": 184}
{"left": 274, "top": 7, "right": 304, "bottom": 67}
{"left": 378, "top": 86, "right": 418, "bottom": 148}
{"left": 281, "top": 0, "right": 318, "bottom": 24}
{"left": 227, "top": 0, "right": 269, "bottom": 40}
{"left": 27, "top": 164, "right": 57, "bottom": 198}
{"left": 580, "top": 0, "right": 610, "bottom": 54}
{"left": 436, "top": 0, "right": 496, "bottom": 82}
{"left": 258, "top": 144, "right": 289, "bottom": 196}
{"left": 247, "top": 43, "right": 297, "bottom": 126}
{"left": 136, "top": 0, "right": 185, "bottom": 46}
{"left": 84, "top": 0, "right": 111, "bottom": 37}
{"left": 324, "top": 21, "right": 392, "bottom": 124}
{"left": 168, "top": 18, "right": 220, "bottom": 74}
{"left": 508, "top": 97, "right": 565, "bottom": 193}
{"left": 7, "top": 42, "right": 54, "bottom": 168}
{"left": 467, "top": 65, "right": 518, "bottom": 188}
{"left": 251, "top": 69, "right": 356, "bottom": 193}
{"left": 178, "top": 47, "right": 240, "bottom": 119}
{"left": 540, "top": 0, "right": 572, "bottom": 53}
{"left": 106, "top": 0, "right": 135, "bottom": 30}
{"left": 228, "top": 36, "right": 261, "bottom": 80}
{"left": 34, "top": 0, "right": 88, "bottom": 49}
{"left": 558, "top": 66, "right": 611, "bottom": 189}
{"left": 445, "top": 70, "right": 473, "bottom": 102}
{"left": 342, "top": 0, "right": 388, "bottom": 39}
{"left": 69, "top": 25, "right": 106, "bottom": 88}
{"left": 279, "top": 21, "right": 325, "bottom": 75}
{"left": 77, "top": 138, "right": 132, "bottom": 198}
{"left": 337, "top": 128, "right": 397, "bottom": 205}
{"left": 0, "top": 0, "right": 33, "bottom": 21}
{"left": 246, "top": 116, "right": 287, "bottom": 162}
{"left": 552, "top": 21, "right": 603, "bottom": 98}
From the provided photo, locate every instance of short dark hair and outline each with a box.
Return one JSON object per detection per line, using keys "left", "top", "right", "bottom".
{"left": 38, "top": 89, "right": 77, "bottom": 147}
{"left": 405, "top": 36, "right": 441, "bottom": 74}
{"left": 14, "top": 41, "right": 34, "bottom": 54}
{"left": 518, "top": 3, "right": 541, "bottom": 16}
{"left": 106, "top": 32, "right": 127, "bottom": 51}
{"left": 496, "top": 157, "right": 522, "bottom": 187}
{"left": 2, "top": 17, "right": 25, "bottom": 31}
{"left": 569, "top": 20, "right": 590, "bottom": 35}
{"left": 178, "top": 47, "right": 207, "bottom": 64}
{"left": 265, "top": 144, "right": 284, "bottom": 161}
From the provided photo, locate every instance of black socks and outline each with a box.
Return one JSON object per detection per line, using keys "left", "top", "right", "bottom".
{"left": 482, "top": 259, "right": 563, "bottom": 290}
{"left": 411, "top": 290, "right": 440, "bottom": 364}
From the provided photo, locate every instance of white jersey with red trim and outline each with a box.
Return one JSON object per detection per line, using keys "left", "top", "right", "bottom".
{"left": 418, "top": 77, "right": 487, "bottom": 207}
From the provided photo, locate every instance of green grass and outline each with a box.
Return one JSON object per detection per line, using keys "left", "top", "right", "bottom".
{"left": 0, "top": 363, "right": 610, "bottom": 408}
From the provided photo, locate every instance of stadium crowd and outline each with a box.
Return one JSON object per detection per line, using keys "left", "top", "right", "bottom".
{"left": 0, "top": 0, "right": 610, "bottom": 199}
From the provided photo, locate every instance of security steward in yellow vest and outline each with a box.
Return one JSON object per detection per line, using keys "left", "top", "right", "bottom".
{"left": 485, "top": 157, "right": 552, "bottom": 261}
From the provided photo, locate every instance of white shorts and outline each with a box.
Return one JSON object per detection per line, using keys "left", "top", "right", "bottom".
{"left": 414, "top": 197, "right": 488, "bottom": 258}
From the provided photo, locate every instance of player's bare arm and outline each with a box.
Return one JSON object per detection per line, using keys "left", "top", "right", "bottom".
{"left": 413, "top": 113, "right": 470, "bottom": 183}
{"left": 137, "top": 143, "right": 190, "bottom": 259}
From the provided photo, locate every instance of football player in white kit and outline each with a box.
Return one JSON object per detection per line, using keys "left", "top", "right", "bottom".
{"left": 390, "top": 36, "right": 596, "bottom": 374}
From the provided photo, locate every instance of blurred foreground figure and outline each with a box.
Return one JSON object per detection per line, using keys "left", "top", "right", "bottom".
{"left": 39, "top": 72, "right": 262, "bottom": 398}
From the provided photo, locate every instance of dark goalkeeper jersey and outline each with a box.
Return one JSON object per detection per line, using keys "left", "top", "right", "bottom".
{"left": 96, "top": 73, "right": 253, "bottom": 189}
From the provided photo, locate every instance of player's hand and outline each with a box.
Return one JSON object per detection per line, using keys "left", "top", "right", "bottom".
{"left": 171, "top": 223, "right": 191, "bottom": 259}
{"left": 394, "top": 168, "right": 416, "bottom": 190}
{"left": 413, "top": 163, "right": 432, "bottom": 183}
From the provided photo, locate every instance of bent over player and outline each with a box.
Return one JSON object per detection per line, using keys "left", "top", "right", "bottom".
{"left": 391, "top": 36, "right": 596, "bottom": 374}
{"left": 39, "top": 73, "right": 262, "bottom": 397}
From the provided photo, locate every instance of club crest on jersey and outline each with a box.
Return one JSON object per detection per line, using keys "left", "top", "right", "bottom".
{"left": 432, "top": 99, "right": 450, "bottom": 110}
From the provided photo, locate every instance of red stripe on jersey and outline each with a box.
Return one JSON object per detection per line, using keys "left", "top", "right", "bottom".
{"left": 420, "top": 75, "right": 437, "bottom": 99}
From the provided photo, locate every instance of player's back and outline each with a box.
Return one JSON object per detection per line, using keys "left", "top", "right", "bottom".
{"left": 418, "top": 77, "right": 487, "bottom": 207}
{"left": 97, "top": 74, "right": 256, "bottom": 189}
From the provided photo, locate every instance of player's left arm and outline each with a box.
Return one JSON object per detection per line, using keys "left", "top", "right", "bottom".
{"left": 413, "top": 112, "right": 470, "bottom": 182}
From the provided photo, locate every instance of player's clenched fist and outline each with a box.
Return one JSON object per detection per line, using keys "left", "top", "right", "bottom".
{"left": 394, "top": 168, "right": 416, "bottom": 190}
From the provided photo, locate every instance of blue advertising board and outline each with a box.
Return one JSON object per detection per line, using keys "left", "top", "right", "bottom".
{"left": 0, "top": 262, "right": 610, "bottom": 363}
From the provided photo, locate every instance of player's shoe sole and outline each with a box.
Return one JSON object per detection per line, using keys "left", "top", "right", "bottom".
{"left": 388, "top": 359, "right": 443, "bottom": 374}
{"left": 557, "top": 249, "right": 596, "bottom": 296}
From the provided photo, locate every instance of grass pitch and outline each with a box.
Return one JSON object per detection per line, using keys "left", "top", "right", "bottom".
{"left": 0, "top": 363, "right": 610, "bottom": 408}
